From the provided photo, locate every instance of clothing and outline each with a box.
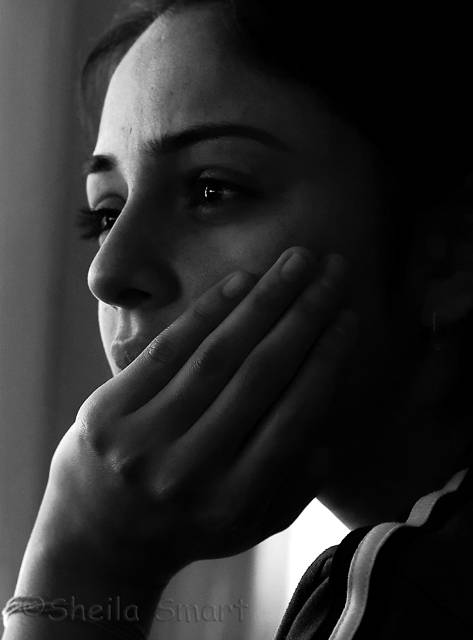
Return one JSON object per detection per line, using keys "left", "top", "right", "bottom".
{"left": 274, "top": 465, "right": 473, "bottom": 639}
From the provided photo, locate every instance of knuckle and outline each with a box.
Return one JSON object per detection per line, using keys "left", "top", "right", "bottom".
{"left": 192, "top": 298, "right": 213, "bottom": 321}
{"left": 75, "top": 404, "right": 111, "bottom": 458}
{"left": 108, "top": 449, "right": 145, "bottom": 482}
{"left": 153, "top": 473, "right": 181, "bottom": 503}
{"left": 191, "top": 339, "right": 227, "bottom": 376}
{"left": 146, "top": 333, "right": 176, "bottom": 365}
{"left": 152, "top": 450, "right": 188, "bottom": 503}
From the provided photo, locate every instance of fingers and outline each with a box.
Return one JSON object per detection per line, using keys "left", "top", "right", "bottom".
{"left": 166, "top": 303, "right": 356, "bottom": 494}
{"left": 156, "top": 253, "right": 350, "bottom": 455}
{"left": 96, "top": 269, "right": 257, "bottom": 414}
{"left": 228, "top": 308, "right": 358, "bottom": 498}
{"left": 137, "top": 246, "right": 321, "bottom": 430}
{"left": 150, "top": 271, "right": 355, "bottom": 507}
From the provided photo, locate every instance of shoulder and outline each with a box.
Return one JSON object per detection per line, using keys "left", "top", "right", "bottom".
{"left": 274, "top": 544, "right": 338, "bottom": 640}
{"left": 276, "top": 464, "right": 473, "bottom": 639}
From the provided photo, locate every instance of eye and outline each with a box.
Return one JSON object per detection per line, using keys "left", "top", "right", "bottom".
{"left": 188, "top": 178, "right": 243, "bottom": 207}
{"left": 190, "top": 178, "right": 238, "bottom": 206}
{"left": 74, "top": 207, "right": 120, "bottom": 240}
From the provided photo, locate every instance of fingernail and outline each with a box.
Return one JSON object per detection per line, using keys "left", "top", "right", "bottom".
{"left": 281, "top": 251, "right": 310, "bottom": 282}
{"left": 222, "top": 272, "right": 251, "bottom": 298}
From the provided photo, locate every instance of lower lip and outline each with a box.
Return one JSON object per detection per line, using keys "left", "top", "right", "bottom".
{"left": 110, "top": 343, "right": 140, "bottom": 371}
{"left": 115, "top": 354, "right": 134, "bottom": 370}
{"left": 114, "top": 354, "right": 133, "bottom": 371}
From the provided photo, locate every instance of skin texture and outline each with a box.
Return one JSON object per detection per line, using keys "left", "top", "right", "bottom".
{"left": 5, "top": 7, "right": 473, "bottom": 640}
{"left": 85, "top": 5, "right": 470, "bottom": 530}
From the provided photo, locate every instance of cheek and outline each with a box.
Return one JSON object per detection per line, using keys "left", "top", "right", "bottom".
{"left": 195, "top": 215, "right": 318, "bottom": 281}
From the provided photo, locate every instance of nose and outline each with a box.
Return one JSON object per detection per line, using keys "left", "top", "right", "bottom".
{"left": 87, "top": 200, "right": 177, "bottom": 310}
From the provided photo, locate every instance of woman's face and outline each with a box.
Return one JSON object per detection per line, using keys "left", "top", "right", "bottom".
{"left": 86, "top": 4, "right": 395, "bottom": 446}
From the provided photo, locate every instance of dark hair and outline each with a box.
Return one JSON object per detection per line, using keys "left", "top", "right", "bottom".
{"left": 78, "top": 1, "right": 473, "bottom": 425}
{"left": 79, "top": 1, "right": 473, "bottom": 273}
{"left": 79, "top": 1, "right": 473, "bottom": 200}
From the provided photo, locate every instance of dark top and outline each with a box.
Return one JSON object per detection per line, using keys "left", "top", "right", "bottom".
{"left": 274, "top": 465, "right": 473, "bottom": 639}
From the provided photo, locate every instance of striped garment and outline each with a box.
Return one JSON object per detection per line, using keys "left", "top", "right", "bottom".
{"left": 274, "top": 465, "right": 473, "bottom": 639}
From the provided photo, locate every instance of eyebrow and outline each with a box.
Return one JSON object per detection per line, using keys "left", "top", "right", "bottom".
{"left": 82, "top": 122, "right": 290, "bottom": 177}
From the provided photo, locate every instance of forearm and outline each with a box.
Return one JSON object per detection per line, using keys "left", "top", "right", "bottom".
{"left": 2, "top": 520, "right": 171, "bottom": 639}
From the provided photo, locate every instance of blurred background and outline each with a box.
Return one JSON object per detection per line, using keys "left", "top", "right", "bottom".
{"left": 0, "top": 1, "right": 347, "bottom": 638}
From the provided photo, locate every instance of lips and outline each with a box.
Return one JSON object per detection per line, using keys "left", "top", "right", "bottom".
{"left": 110, "top": 336, "right": 154, "bottom": 371}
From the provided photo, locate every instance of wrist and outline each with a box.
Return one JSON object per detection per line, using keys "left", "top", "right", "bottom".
{"left": 12, "top": 506, "right": 175, "bottom": 638}
{"left": 27, "top": 480, "right": 180, "bottom": 592}
{"left": 13, "top": 537, "right": 165, "bottom": 637}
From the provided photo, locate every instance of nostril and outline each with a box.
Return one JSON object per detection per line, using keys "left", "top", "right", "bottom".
{"left": 86, "top": 237, "right": 179, "bottom": 309}
{"left": 87, "top": 266, "right": 150, "bottom": 307}
{"left": 114, "top": 289, "right": 151, "bottom": 308}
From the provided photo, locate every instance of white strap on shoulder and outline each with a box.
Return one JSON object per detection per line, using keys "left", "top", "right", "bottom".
{"left": 328, "top": 466, "right": 470, "bottom": 640}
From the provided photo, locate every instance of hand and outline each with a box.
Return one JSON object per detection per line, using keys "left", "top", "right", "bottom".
{"left": 40, "top": 246, "right": 358, "bottom": 588}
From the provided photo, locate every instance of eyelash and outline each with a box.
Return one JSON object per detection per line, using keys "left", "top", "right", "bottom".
{"left": 75, "top": 207, "right": 118, "bottom": 240}
{"left": 75, "top": 177, "right": 258, "bottom": 240}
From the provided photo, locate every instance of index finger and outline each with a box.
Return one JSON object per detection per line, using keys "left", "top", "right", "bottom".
{"left": 95, "top": 269, "right": 257, "bottom": 413}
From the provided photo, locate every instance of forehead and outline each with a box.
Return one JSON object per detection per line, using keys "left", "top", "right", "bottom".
{"left": 94, "top": 4, "right": 340, "bottom": 161}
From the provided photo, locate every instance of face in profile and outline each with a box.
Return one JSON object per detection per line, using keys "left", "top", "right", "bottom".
{"left": 85, "top": 4, "right": 397, "bottom": 446}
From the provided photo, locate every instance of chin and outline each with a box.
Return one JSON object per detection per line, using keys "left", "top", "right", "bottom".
{"left": 105, "top": 353, "right": 120, "bottom": 376}
{"left": 111, "top": 363, "right": 122, "bottom": 376}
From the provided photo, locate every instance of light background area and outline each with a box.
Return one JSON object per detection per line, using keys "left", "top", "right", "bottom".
{"left": 286, "top": 500, "right": 347, "bottom": 600}
{"left": 0, "top": 2, "right": 349, "bottom": 638}
{"left": 152, "top": 501, "right": 347, "bottom": 639}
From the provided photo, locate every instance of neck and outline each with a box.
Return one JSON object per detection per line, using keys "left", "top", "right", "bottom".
{"left": 317, "top": 408, "right": 472, "bottom": 531}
